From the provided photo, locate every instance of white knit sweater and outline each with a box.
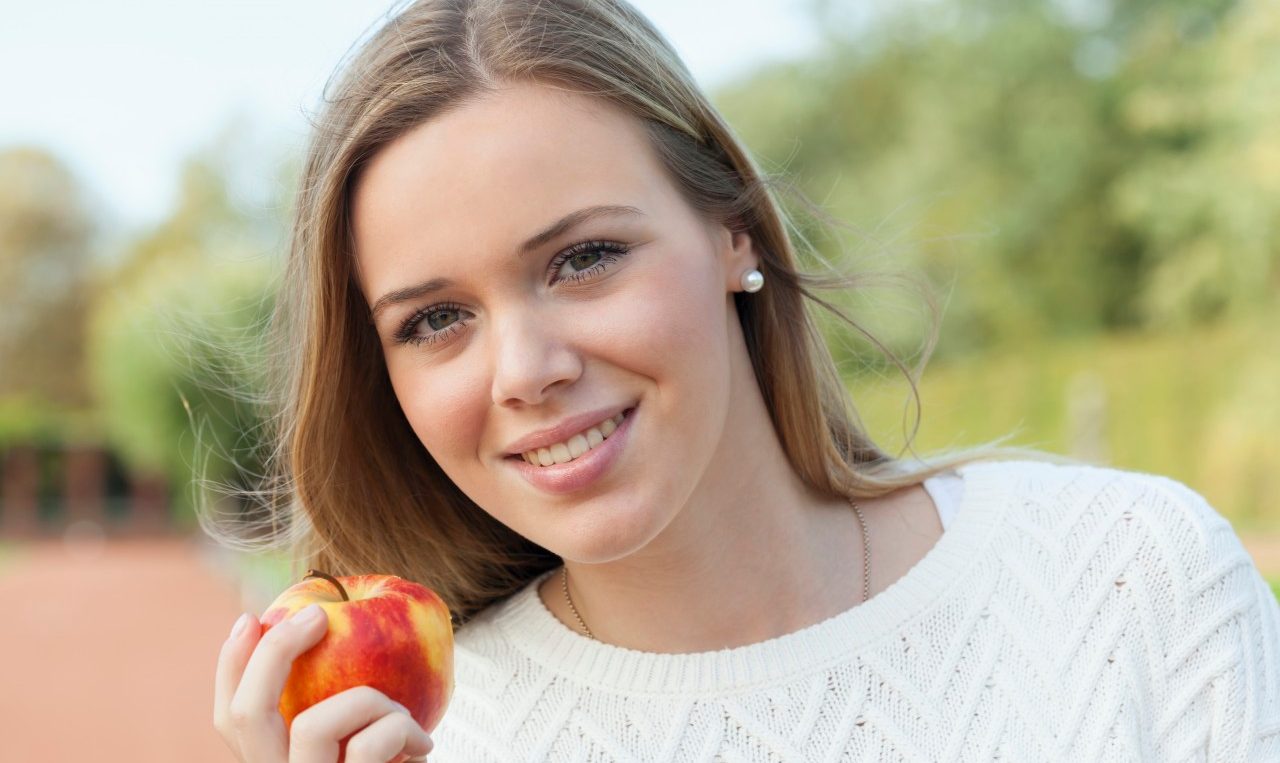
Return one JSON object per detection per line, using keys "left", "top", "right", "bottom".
{"left": 430, "top": 460, "right": 1280, "bottom": 761}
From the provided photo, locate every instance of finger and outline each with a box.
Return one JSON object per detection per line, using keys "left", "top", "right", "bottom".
{"left": 289, "top": 685, "right": 430, "bottom": 762}
{"left": 214, "top": 612, "right": 260, "bottom": 735}
{"left": 228, "top": 604, "right": 328, "bottom": 740}
{"left": 341, "top": 711, "right": 433, "bottom": 763}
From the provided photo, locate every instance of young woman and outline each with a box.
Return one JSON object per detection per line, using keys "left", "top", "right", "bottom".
{"left": 211, "top": 1, "right": 1280, "bottom": 760}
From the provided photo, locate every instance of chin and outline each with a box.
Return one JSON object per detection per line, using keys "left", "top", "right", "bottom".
{"left": 545, "top": 495, "right": 671, "bottom": 565}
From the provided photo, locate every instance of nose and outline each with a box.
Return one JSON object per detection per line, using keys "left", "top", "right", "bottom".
{"left": 489, "top": 306, "right": 583, "bottom": 407}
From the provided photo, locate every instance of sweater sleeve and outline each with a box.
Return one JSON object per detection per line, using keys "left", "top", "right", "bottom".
{"left": 1144, "top": 474, "right": 1280, "bottom": 761}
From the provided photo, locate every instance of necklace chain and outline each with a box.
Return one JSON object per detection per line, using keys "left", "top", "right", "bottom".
{"left": 561, "top": 496, "right": 870, "bottom": 641}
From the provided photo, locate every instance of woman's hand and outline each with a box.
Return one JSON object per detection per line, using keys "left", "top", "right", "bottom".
{"left": 214, "top": 605, "right": 434, "bottom": 762}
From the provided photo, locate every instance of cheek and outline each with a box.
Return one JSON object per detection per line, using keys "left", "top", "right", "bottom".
{"left": 386, "top": 358, "right": 488, "bottom": 468}
{"left": 585, "top": 246, "right": 732, "bottom": 482}
{"left": 627, "top": 248, "right": 728, "bottom": 373}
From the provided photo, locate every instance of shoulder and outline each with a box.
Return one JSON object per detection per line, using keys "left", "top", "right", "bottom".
{"left": 967, "top": 455, "right": 1269, "bottom": 647}
{"left": 962, "top": 457, "right": 1264, "bottom": 614}
{"left": 962, "top": 456, "right": 1238, "bottom": 544}
{"left": 965, "top": 459, "right": 1280, "bottom": 755}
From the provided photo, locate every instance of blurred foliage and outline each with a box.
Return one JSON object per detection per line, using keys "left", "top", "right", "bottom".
{"left": 0, "top": 149, "right": 98, "bottom": 444}
{"left": 720, "top": 0, "right": 1279, "bottom": 362}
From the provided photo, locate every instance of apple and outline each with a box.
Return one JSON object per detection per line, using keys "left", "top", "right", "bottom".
{"left": 260, "top": 569, "right": 455, "bottom": 742}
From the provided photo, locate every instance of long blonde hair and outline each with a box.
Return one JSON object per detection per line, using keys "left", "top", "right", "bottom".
{"left": 202, "top": 0, "right": 1063, "bottom": 625}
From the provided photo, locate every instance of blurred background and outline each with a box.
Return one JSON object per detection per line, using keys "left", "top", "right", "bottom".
{"left": 1, "top": 0, "right": 1276, "bottom": 758}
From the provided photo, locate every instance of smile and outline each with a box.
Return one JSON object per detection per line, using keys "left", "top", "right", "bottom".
{"left": 506, "top": 406, "right": 637, "bottom": 495}
{"left": 519, "top": 411, "right": 625, "bottom": 466}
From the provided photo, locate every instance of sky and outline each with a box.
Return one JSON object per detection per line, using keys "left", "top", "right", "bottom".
{"left": 1, "top": 0, "right": 821, "bottom": 233}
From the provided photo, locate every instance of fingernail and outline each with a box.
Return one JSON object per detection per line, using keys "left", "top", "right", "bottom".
{"left": 228, "top": 613, "right": 251, "bottom": 640}
{"left": 293, "top": 604, "right": 324, "bottom": 625}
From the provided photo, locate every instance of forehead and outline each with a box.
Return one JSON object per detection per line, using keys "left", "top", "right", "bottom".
{"left": 350, "top": 83, "right": 673, "bottom": 293}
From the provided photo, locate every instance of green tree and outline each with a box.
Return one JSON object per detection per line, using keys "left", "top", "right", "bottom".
{"left": 1109, "top": 0, "right": 1280, "bottom": 325}
{"left": 717, "top": 0, "right": 1277, "bottom": 363}
{"left": 0, "top": 148, "right": 98, "bottom": 443}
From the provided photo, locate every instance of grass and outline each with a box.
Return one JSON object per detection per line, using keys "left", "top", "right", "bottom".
{"left": 236, "top": 549, "right": 300, "bottom": 601}
{"left": 848, "top": 302, "right": 1280, "bottom": 533}
{"left": 0, "top": 542, "right": 22, "bottom": 577}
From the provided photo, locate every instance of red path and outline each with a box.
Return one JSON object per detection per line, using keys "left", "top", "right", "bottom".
{"left": 0, "top": 536, "right": 250, "bottom": 761}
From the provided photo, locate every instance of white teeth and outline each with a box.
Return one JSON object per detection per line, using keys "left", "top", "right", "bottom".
{"left": 521, "top": 411, "right": 627, "bottom": 466}
{"left": 550, "top": 443, "right": 572, "bottom": 464}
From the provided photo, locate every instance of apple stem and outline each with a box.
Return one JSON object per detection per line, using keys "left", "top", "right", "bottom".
{"left": 304, "top": 569, "right": 350, "bottom": 602}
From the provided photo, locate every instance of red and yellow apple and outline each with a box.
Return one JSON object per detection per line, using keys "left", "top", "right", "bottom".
{"left": 260, "top": 570, "right": 455, "bottom": 739}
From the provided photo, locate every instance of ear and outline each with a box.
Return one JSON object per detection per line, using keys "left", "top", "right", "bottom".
{"left": 716, "top": 225, "right": 759, "bottom": 293}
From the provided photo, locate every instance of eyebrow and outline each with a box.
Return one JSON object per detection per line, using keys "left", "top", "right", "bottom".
{"left": 368, "top": 204, "right": 645, "bottom": 321}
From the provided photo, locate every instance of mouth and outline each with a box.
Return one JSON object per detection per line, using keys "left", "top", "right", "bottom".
{"left": 505, "top": 405, "right": 637, "bottom": 468}
{"left": 502, "top": 403, "right": 638, "bottom": 496}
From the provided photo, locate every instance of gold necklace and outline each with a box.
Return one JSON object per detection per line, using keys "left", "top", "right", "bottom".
{"left": 561, "top": 496, "right": 870, "bottom": 641}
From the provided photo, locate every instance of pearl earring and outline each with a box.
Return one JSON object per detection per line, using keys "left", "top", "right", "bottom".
{"left": 740, "top": 268, "right": 764, "bottom": 293}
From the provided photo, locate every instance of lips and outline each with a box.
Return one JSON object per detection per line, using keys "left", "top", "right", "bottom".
{"left": 503, "top": 405, "right": 637, "bottom": 495}
{"left": 516, "top": 410, "right": 626, "bottom": 466}
{"left": 501, "top": 402, "right": 636, "bottom": 457}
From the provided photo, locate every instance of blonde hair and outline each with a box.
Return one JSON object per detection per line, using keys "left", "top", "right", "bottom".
{"left": 202, "top": 0, "right": 1064, "bottom": 625}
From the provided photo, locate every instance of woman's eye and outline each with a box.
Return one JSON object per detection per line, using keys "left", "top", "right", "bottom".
{"left": 552, "top": 241, "right": 629, "bottom": 283}
{"left": 564, "top": 250, "right": 601, "bottom": 272}
{"left": 424, "top": 307, "right": 460, "bottom": 331}
{"left": 394, "top": 302, "right": 469, "bottom": 347}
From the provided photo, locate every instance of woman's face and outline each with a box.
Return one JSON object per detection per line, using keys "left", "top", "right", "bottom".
{"left": 351, "top": 83, "right": 758, "bottom": 564}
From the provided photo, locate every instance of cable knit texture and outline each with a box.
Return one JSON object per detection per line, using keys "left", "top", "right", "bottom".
{"left": 430, "top": 460, "right": 1280, "bottom": 761}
